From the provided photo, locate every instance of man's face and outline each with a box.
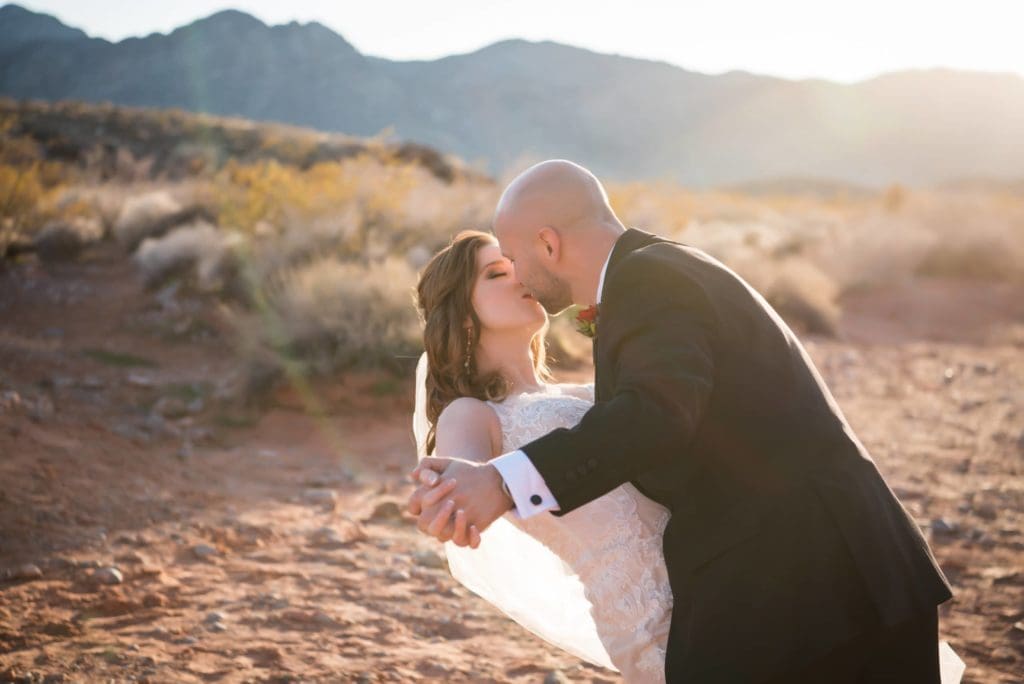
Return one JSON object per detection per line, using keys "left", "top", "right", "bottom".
{"left": 495, "top": 224, "right": 574, "bottom": 315}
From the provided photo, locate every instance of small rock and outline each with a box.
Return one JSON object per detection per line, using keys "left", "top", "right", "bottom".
{"left": 41, "top": 621, "right": 78, "bottom": 637}
{"left": 207, "top": 622, "right": 228, "bottom": 633}
{"left": 142, "top": 593, "right": 166, "bottom": 608}
{"left": 111, "top": 422, "right": 152, "bottom": 444}
{"left": 33, "top": 221, "right": 87, "bottom": 261}
{"left": 413, "top": 550, "right": 446, "bottom": 569}
{"left": 303, "top": 488, "right": 337, "bottom": 505}
{"left": 191, "top": 544, "right": 218, "bottom": 559}
{"left": 544, "top": 671, "right": 571, "bottom": 684}
{"left": 309, "top": 521, "right": 367, "bottom": 549}
{"left": 75, "top": 559, "right": 102, "bottom": 569}
{"left": 92, "top": 567, "right": 124, "bottom": 585}
{"left": 29, "top": 394, "right": 55, "bottom": 422}
{"left": 114, "top": 551, "right": 147, "bottom": 565}
{"left": 13, "top": 563, "right": 43, "bottom": 581}
{"left": 173, "top": 636, "right": 198, "bottom": 646}
{"left": 204, "top": 611, "right": 227, "bottom": 624}
{"left": 930, "top": 518, "right": 957, "bottom": 537}
{"left": 959, "top": 398, "right": 986, "bottom": 412}
{"left": 972, "top": 362, "right": 996, "bottom": 375}
{"left": 80, "top": 376, "right": 105, "bottom": 390}
{"left": 42, "top": 557, "right": 75, "bottom": 571}
{"left": 0, "top": 390, "right": 23, "bottom": 412}
{"left": 990, "top": 646, "right": 1016, "bottom": 662}
{"left": 981, "top": 567, "right": 1022, "bottom": 584}
{"left": 152, "top": 396, "right": 189, "bottom": 419}
{"left": 973, "top": 504, "right": 998, "bottom": 521}
{"left": 126, "top": 373, "right": 157, "bottom": 388}
{"left": 367, "top": 500, "right": 405, "bottom": 523}
{"left": 385, "top": 569, "right": 411, "bottom": 582}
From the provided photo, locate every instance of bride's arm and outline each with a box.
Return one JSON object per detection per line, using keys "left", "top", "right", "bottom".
{"left": 434, "top": 398, "right": 503, "bottom": 463}
{"left": 415, "top": 399, "right": 503, "bottom": 546}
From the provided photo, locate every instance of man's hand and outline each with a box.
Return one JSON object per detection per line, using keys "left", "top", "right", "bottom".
{"left": 407, "top": 457, "right": 514, "bottom": 547}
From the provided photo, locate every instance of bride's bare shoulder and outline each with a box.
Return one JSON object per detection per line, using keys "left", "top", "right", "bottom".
{"left": 436, "top": 398, "right": 502, "bottom": 461}
{"left": 438, "top": 397, "right": 500, "bottom": 427}
{"left": 554, "top": 382, "right": 595, "bottom": 401}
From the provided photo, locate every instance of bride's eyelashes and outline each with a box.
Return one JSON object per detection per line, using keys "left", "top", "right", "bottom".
{"left": 486, "top": 271, "right": 508, "bottom": 279}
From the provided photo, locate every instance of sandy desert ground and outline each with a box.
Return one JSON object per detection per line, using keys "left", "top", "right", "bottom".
{"left": 1, "top": 243, "right": 1022, "bottom": 683}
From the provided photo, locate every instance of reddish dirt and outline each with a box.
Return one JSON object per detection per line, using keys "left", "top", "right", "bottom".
{"left": 1, "top": 244, "right": 1022, "bottom": 683}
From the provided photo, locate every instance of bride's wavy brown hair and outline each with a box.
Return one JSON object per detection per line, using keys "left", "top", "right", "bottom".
{"left": 415, "top": 230, "right": 551, "bottom": 454}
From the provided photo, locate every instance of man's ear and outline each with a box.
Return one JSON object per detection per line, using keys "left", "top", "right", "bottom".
{"left": 537, "top": 226, "right": 561, "bottom": 262}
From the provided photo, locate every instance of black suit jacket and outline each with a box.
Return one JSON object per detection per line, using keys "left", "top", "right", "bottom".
{"left": 520, "top": 228, "right": 952, "bottom": 682}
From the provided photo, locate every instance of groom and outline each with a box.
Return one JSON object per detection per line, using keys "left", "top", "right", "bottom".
{"left": 409, "top": 160, "right": 952, "bottom": 682}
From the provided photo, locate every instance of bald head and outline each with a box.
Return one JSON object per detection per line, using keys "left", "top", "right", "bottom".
{"left": 494, "top": 159, "right": 616, "bottom": 237}
{"left": 492, "top": 160, "right": 624, "bottom": 312}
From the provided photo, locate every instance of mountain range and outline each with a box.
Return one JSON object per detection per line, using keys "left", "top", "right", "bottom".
{"left": 2, "top": 3, "right": 1023, "bottom": 187}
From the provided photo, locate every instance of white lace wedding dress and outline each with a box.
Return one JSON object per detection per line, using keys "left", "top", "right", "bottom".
{"left": 483, "top": 382, "right": 673, "bottom": 682}
{"left": 421, "top": 377, "right": 965, "bottom": 684}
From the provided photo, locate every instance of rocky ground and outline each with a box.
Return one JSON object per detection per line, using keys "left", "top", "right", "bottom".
{"left": 1, "top": 243, "right": 1022, "bottom": 683}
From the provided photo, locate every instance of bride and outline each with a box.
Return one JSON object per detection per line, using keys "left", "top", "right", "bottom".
{"left": 407, "top": 229, "right": 965, "bottom": 683}
{"left": 411, "top": 229, "right": 672, "bottom": 681}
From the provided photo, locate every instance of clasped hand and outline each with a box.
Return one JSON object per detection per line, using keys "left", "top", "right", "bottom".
{"left": 406, "top": 457, "right": 514, "bottom": 548}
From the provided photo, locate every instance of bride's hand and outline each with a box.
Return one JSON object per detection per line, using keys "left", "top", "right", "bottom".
{"left": 407, "top": 463, "right": 482, "bottom": 548}
{"left": 409, "top": 457, "right": 511, "bottom": 547}
{"left": 406, "top": 464, "right": 453, "bottom": 516}
{"left": 417, "top": 494, "right": 483, "bottom": 548}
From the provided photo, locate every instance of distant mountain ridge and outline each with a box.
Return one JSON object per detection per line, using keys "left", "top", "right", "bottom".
{"left": 2, "top": 3, "right": 1023, "bottom": 187}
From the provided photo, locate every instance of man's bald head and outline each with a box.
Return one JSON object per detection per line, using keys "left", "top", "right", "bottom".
{"left": 492, "top": 160, "right": 624, "bottom": 313}
{"left": 494, "top": 159, "right": 616, "bottom": 238}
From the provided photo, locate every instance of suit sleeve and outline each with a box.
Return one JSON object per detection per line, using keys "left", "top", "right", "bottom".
{"left": 521, "top": 252, "right": 717, "bottom": 516}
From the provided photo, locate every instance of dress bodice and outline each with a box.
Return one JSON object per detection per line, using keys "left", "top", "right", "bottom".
{"left": 486, "top": 384, "right": 673, "bottom": 682}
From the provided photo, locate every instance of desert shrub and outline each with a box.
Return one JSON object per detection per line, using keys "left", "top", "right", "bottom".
{"left": 112, "top": 190, "right": 182, "bottom": 247}
{"left": 813, "top": 210, "right": 935, "bottom": 293}
{"left": 133, "top": 221, "right": 244, "bottom": 292}
{"left": 912, "top": 193, "right": 1024, "bottom": 282}
{"left": 112, "top": 189, "right": 213, "bottom": 250}
{"left": 33, "top": 216, "right": 103, "bottom": 261}
{"left": 0, "top": 161, "right": 71, "bottom": 254}
{"left": 214, "top": 155, "right": 495, "bottom": 259}
{"left": 224, "top": 256, "right": 421, "bottom": 395}
{"left": 758, "top": 258, "right": 840, "bottom": 336}
{"left": 544, "top": 310, "right": 594, "bottom": 368}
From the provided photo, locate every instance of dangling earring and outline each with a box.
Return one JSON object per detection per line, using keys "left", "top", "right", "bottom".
{"left": 464, "top": 329, "right": 473, "bottom": 373}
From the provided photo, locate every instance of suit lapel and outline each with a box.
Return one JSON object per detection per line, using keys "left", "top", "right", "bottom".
{"left": 592, "top": 228, "right": 663, "bottom": 401}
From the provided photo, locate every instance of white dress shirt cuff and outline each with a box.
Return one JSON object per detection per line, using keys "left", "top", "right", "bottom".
{"left": 491, "top": 449, "right": 560, "bottom": 519}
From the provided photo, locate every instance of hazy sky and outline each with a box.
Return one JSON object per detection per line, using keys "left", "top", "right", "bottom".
{"left": 14, "top": 0, "right": 1024, "bottom": 83}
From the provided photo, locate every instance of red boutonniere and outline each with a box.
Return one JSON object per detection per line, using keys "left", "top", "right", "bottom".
{"left": 574, "top": 304, "right": 599, "bottom": 338}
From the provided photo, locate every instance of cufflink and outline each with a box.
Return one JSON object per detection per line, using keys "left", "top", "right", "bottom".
{"left": 530, "top": 494, "right": 542, "bottom": 505}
